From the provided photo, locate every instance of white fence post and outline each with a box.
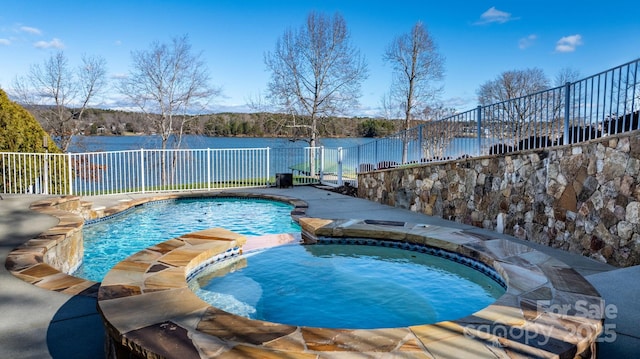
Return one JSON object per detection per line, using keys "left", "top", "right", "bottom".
{"left": 337, "top": 147, "right": 343, "bottom": 186}
{"left": 43, "top": 151, "right": 49, "bottom": 195}
{"left": 266, "top": 147, "right": 270, "bottom": 186}
{"left": 207, "top": 148, "right": 211, "bottom": 191}
{"left": 67, "top": 153, "right": 73, "bottom": 195}
{"left": 319, "top": 146, "right": 324, "bottom": 183}
{"left": 140, "top": 149, "right": 145, "bottom": 194}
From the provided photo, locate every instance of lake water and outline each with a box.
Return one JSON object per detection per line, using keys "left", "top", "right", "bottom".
{"left": 69, "top": 135, "right": 373, "bottom": 152}
{"left": 68, "top": 134, "right": 489, "bottom": 169}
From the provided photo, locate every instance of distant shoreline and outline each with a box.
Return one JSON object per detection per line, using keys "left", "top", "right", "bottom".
{"left": 78, "top": 132, "right": 368, "bottom": 139}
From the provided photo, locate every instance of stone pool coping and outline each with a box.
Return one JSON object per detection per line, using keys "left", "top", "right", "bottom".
{"left": 5, "top": 192, "right": 604, "bottom": 358}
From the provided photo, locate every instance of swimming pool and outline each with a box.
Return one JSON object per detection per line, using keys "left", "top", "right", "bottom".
{"left": 189, "top": 241, "right": 506, "bottom": 329}
{"left": 74, "top": 197, "right": 301, "bottom": 281}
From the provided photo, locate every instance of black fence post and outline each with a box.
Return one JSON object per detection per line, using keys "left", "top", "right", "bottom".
{"left": 564, "top": 82, "right": 571, "bottom": 145}
{"left": 476, "top": 105, "right": 483, "bottom": 156}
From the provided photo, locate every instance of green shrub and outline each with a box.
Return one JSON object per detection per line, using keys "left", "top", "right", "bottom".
{"left": 0, "top": 89, "right": 60, "bottom": 153}
{"left": 0, "top": 88, "right": 68, "bottom": 193}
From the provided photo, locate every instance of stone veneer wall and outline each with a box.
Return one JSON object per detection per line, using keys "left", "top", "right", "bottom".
{"left": 358, "top": 131, "right": 640, "bottom": 267}
{"left": 30, "top": 196, "right": 86, "bottom": 274}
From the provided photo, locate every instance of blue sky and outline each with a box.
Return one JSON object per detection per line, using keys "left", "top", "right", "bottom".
{"left": 1, "top": 0, "right": 639, "bottom": 116}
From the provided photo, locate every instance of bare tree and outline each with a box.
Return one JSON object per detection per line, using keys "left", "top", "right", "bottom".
{"left": 477, "top": 68, "right": 549, "bottom": 108}
{"left": 245, "top": 91, "right": 270, "bottom": 113}
{"left": 246, "top": 91, "right": 293, "bottom": 137}
{"left": 417, "top": 103, "right": 459, "bottom": 159}
{"left": 119, "top": 35, "right": 219, "bottom": 186}
{"left": 379, "top": 92, "right": 399, "bottom": 120}
{"left": 421, "top": 103, "right": 457, "bottom": 121}
{"left": 77, "top": 55, "right": 108, "bottom": 121}
{"left": 477, "top": 68, "right": 550, "bottom": 145}
{"left": 12, "top": 52, "right": 107, "bottom": 151}
{"left": 555, "top": 67, "right": 580, "bottom": 86}
{"left": 119, "top": 34, "right": 219, "bottom": 151}
{"left": 383, "top": 22, "right": 445, "bottom": 163}
{"left": 555, "top": 67, "right": 590, "bottom": 137}
{"left": 264, "top": 11, "right": 368, "bottom": 148}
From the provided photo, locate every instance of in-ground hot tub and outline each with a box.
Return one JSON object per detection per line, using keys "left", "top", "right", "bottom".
{"left": 188, "top": 239, "right": 506, "bottom": 330}
{"left": 97, "top": 215, "right": 604, "bottom": 358}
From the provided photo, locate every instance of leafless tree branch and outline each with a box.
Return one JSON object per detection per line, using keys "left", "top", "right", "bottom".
{"left": 264, "top": 11, "right": 368, "bottom": 148}
{"left": 10, "top": 51, "right": 107, "bottom": 151}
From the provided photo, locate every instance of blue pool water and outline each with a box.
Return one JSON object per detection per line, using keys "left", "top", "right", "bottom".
{"left": 74, "top": 197, "right": 300, "bottom": 282}
{"left": 189, "top": 243, "right": 506, "bottom": 329}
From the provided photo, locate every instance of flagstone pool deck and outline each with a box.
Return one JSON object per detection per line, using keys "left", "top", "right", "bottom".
{"left": 1, "top": 186, "right": 639, "bottom": 358}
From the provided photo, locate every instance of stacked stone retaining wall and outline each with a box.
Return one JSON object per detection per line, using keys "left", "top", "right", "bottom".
{"left": 358, "top": 131, "right": 640, "bottom": 267}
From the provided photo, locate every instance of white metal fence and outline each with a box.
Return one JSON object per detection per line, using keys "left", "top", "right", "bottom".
{"left": 1, "top": 147, "right": 332, "bottom": 196}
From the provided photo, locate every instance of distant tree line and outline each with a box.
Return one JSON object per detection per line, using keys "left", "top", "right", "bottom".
{"left": 24, "top": 106, "right": 404, "bottom": 139}
{"left": 200, "top": 113, "right": 401, "bottom": 138}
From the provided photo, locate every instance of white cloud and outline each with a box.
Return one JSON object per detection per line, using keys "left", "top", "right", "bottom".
{"left": 111, "top": 73, "right": 128, "bottom": 79}
{"left": 0, "top": 38, "right": 10, "bottom": 46}
{"left": 33, "top": 38, "right": 64, "bottom": 49}
{"left": 555, "top": 34, "right": 583, "bottom": 53}
{"left": 519, "top": 34, "right": 537, "bottom": 49}
{"left": 476, "top": 7, "right": 514, "bottom": 24}
{"left": 209, "top": 103, "right": 254, "bottom": 114}
{"left": 443, "top": 96, "right": 475, "bottom": 111}
{"left": 19, "top": 26, "right": 42, "bottom": 35}
{"left": 114, "top": 40, "right": 122, "bottom": 46}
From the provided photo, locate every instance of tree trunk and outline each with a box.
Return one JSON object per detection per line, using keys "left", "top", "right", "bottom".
{"left": 309, "top": 115, "right": 317, "bottom": 177}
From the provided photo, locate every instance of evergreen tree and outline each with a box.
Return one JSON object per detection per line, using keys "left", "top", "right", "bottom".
{"left": 0, "top": 89, "right": 60, "bottom": 153}
{"left": 0, "top": 88, "right": 65, "bottom": 193}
